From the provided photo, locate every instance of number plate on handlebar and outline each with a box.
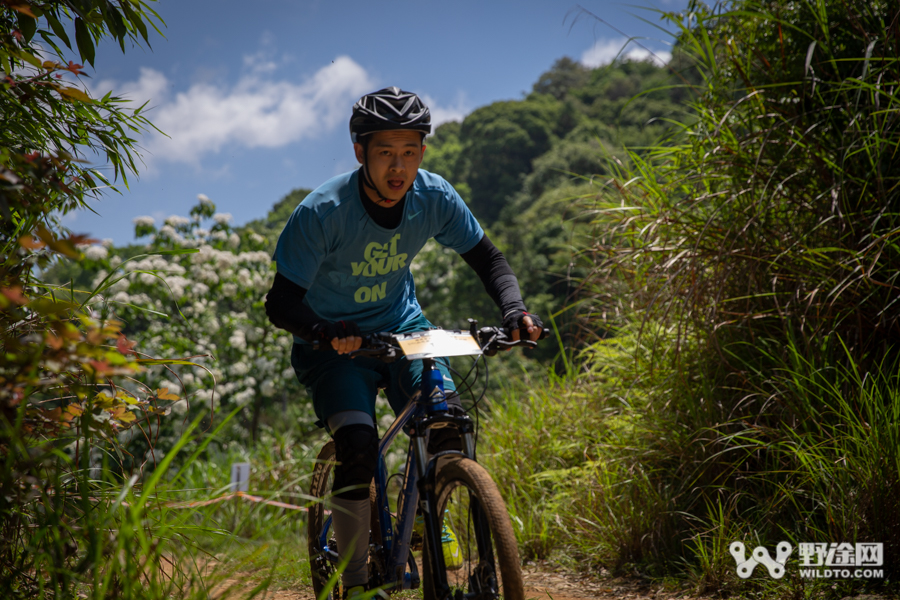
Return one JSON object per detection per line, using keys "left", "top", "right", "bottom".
{"left": 395, "top": 329, "right": 482, "bottom": 360}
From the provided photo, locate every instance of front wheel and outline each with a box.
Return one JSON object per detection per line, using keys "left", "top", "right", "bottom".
{"left": 422, "top": 458, "right": 524, "bottom": 600}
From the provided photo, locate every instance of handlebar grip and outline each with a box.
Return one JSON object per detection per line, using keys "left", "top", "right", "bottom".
{"left": 540, "top": 327, "right": 550, "bottom": 340}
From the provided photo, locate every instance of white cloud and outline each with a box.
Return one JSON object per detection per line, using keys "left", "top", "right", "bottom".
{"left": 422, "top": 92, "right": 470, "bottom": 127}
{"left": 581, "top": 38, "right": 672, "bottom": 68}
{"left": 95, "top": 56, "right": 375, "bottom": 166}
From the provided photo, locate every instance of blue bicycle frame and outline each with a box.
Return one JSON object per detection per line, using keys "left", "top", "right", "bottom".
{"left": 316, "top": 356, "right": 476, "bottom": 591}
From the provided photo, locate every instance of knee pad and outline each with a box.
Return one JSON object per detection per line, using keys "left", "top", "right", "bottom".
{"left": 332, "top": 423, "right": 378, "bottom": 501}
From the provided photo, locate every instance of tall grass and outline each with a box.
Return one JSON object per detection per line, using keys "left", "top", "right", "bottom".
{"left": 0, "top": 412, "right": 215, "bottom": 599}
{"left": 481, "top": 1, "right": 900, "bottom": 596}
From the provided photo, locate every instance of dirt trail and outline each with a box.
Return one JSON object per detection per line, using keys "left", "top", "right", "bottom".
{"left": 210, "top": 562, "right": 698, "bottom": 600}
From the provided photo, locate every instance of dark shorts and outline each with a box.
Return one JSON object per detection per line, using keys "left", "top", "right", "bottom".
{"left": 291, "top": 314, "right": 458, "bottom": 429}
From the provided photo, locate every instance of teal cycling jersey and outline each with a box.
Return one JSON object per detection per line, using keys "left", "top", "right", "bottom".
{"left": 273, "top": 168, "right": 483, "bottom": 339}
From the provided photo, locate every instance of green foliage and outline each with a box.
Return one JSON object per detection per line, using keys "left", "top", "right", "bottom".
{"left": 0, "top": 3, "right": 233, "bottom": 598}
{"left": 532, "top": 57, "right": 591, "bottom": 102}
{"left": 1, "top": 2, "right": 162, "bottom": 254}
{"left": 458, "top": 96, "right": 562, "bottom": 223}
{"left": 523, "top": 0, "right": 900, "bottom": 592}
{"left": 416, "top": 54, "right": 691, "bottom": 372}
{"left": 241, "top": 188, "right": 312, "bottom": 250}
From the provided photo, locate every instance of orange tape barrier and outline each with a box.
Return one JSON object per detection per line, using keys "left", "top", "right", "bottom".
{"left": 162, "top": 491, "right": 314, "bottom": 512}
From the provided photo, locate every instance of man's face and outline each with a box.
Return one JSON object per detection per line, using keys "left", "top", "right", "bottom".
{"left": 354, "top": 129, "right": 426, "bottom": 206}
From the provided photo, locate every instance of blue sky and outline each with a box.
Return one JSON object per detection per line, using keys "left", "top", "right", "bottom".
{"left": 64, "top": 0, "right": 687, "bottom": 244}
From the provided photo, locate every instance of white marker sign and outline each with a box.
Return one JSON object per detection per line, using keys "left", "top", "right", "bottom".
{"left": 230, "top": 462, "right": 250, "bottom": 492}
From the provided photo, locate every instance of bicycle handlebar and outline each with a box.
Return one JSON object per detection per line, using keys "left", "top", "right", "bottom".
{"left": 311, "top": 325, "right": 550, "bottom": 358}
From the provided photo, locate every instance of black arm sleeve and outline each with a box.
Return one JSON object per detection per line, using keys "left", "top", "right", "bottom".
{"left": 460, "top": 233, "right": 527, "bottom": 318}
{"left": 264, "top": 272, "right": 321, "bottom": 342}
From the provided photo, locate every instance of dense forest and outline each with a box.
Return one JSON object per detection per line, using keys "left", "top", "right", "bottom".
{"left": 3, "top": 0, "right": 899, "bottom": 598}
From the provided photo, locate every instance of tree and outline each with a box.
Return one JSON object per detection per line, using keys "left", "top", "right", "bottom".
{"left": 532, "top": 56, "right": 590, "bottom": 101}
{"left": 459, "top": 96, "right": 561, "bottom": 223}
{"left": 0, "top": 3, "right": 190, "bottom": 597}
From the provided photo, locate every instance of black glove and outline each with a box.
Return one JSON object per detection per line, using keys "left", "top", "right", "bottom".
{"left": 311, "top": 320, "right": 361, "bottom": 343}
{"left": 502, "top": 310, "right": 543, "bottom": 339}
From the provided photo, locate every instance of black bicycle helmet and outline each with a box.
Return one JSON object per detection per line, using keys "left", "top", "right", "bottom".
{"left": 350, "top": 86, "right": 431, "bottom": 143}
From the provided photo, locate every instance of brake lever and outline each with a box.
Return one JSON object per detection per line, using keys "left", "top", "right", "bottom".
{"left": 495, "top": 339, "right": 538, "bottom": 349}
{"left": 348, "top": 343, "right": 400, "bottom": 362}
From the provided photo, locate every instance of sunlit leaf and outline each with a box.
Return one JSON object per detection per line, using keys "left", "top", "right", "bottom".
{"left": 27, "top": 298, "right": 79, "bottom": 315}
{"left": 18, "top": 235, "right": 46, "bottom": 250}
{"left": 156, "top": 388, "right": 179, "bottom": 401}
{"left": 9, "top": 3, "right": 37, "bottom": 18}
{"left": 2, "top": 286, "right": 29, "bottom": 305}
{"left": 58, "top": 86, "right": 93, "bottom": 104}
{"left": 116, "top": 334, "right": 137, "bottom": 356}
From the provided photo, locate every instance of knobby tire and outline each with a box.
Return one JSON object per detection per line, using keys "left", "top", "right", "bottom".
{"left": 422, "top": 458, "right": 524, "bottom": 600}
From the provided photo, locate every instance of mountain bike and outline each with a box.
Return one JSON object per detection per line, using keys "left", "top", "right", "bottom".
{"left": 307, "top": 320, "right": 546, "bottom": 600}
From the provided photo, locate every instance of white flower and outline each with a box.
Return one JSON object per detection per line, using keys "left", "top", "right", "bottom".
{"left": 171, "top": 399, "right": 188, "bottom": 415}
{"left": 83, "top": 245, "right": 108, "bottom": 261}
{"left": 108, "top": 277, "right": 129, "bottom": 293}
{"left": 246, "top": 327, "right": 264, "bottom": 343}
{"left": 109, "top": 256, "right": 122, "bottom": 269}
{"left": 237, "top": 268, "right": 252, "bottom": 287}
{"left": 182, "top": 373, "right": 196, "bottom": 386}
{"left": 238, "top": 251, "right": 271, "bottom": 264}
{"left": 197, "top": 193, "right": 213, "bottom": 207}
{"left": 229, "top": 329, "right": 247, "bottom": 351}
{"left": 232, "top": 388, "right": 255, "bottom": 406}
{"left": 157, "top": 225, "right": 180, "bottom": 241}
{"left": 165, "top": 215, "right": 190, "bottom": 227}
{"left": 130, "top": 293, "right": 151, "bottom": 305}
{"left": 139, "top": 273, "right": 156, "bottom": 285}
{"left": 228, "top": 233, "right": 240, "bottom": 248}
{"left": 261, "top": 381, "right": 276, "bottom": 397}
{"left": 216, "top": 252, "right": 236, "bottom": 270}
{"left": 102, "top": 238, "right": 114, "bottom": 248}
{"left": 194, "top": 389, "right": 213, "bottom": 402}
{"left": 197, "top": 268, "right": 219, "bottom": 285}
{"left": 249, "top": 233, "right": 265, "bottom": 245}
{"left": 222, "top": 282, "right": 237, "bottom": 296}
{"left": 253, "top": 356, "right": 275, "bottom": 373}
{"left": 211, "top": 231, "right": 228, "bottom": 241}
{"left": 112, "top": 291, "right": 130, "bottom": 304}
{"left": 230, "top": 361, "right": 249, "bottom": 376}
{"left": 213, "top": 213, "right": 233, "bottom": 225}
{"left": 91, "top": 270, "right": 109, "bottom": 288}
{"left": 133, "top": 216, "right": 155, "bottom": 227}
{"left": 195, "top": 228, "right": 209, "bottom": 238}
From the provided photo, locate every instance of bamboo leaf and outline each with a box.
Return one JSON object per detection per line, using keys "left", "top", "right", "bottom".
{"left": 74, "top": 17, "right": 95, "bottom": 67}
{"left": 58, "top": 86, "right": 94, "bottom": 104}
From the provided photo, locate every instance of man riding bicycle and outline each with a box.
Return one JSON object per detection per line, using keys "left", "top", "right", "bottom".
{"left": 264, "top": 87, "right": 541, "bottom": 598}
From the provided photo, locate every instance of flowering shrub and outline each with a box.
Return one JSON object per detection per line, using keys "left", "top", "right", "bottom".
{"left": 86, "top": 195, "right": 310, "bottom": 451}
